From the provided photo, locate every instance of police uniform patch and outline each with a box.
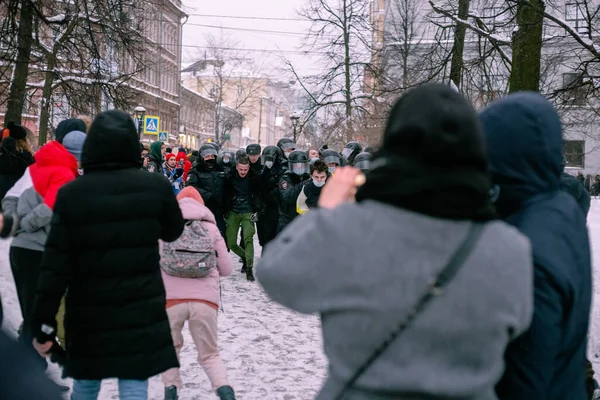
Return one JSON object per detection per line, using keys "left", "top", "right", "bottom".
{"left": 280, "top": 180, "right": 288, "bottom": 190}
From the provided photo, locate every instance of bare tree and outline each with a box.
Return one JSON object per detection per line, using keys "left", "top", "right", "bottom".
{"left": 31, "top": 0, "right": 148, "bottom": 144}
{"left": 289, "top": 0, "right": 375, "bottom": 142}
{"left": 4, "top": 0, "right": 34, "bottom": 124}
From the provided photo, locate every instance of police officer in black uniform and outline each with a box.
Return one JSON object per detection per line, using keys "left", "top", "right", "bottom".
{"left": 187, "top": 144, "right": 228, "bottom": 241}
{"left": 260, "top": 146, "right": 286, "bottom": 245}
{"left": 342, "top": 141, "right": 363, "bottom": 166}
{"left": 277, "top": 150, "right": 310, "bottom": 233}
{"left": 277, "top": 138, "right": 296, "bottom": 160}
{"left": 246, "top": 144, "right": 262, "bottom": 173}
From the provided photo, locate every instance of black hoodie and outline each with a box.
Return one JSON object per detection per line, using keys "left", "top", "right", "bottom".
{"left": 30, "top": 110, "right": 184, "bottom": 381}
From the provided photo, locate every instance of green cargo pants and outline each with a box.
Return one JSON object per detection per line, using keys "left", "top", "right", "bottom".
{"left": 226, "top": 212, "right": 255, "bottom": 268}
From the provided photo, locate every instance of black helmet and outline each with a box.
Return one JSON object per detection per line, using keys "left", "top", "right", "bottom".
{"left": 353, "top": 152, "right": 372, "bottom": 172}
{"left": 246, "top": 143, "right": 261, "bottom": 156}
{"left": 262, "top": 145, "right": 282, "bottom": 169}
{"left": 199, "top": 144, "right": 218, "bottom": 159}
{"left": 319, "top": 144, "right": 329, "bottom": 155}
{"left": 277, "top": 138, "right": 296, "bottom": 158}
{"left": 288, "top": 150, "right": 309, "bottom": 175}
{"left": 235, "top": 149, "right": 246, "bottom": 160}
{"left": 321, "top": 149, "right": 341, "bottom": 166}
{"left": 342, "top": 141, "right": 362, "bottom": 164}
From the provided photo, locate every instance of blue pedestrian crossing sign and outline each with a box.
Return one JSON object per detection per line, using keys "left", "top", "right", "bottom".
{"left": 143, "top": 116, "right": 160, "bottom": 135}
{"left": 158, "top": 131, "right": 168, "bottom": 142}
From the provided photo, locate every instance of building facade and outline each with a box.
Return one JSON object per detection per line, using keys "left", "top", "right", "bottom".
{"left": 182, "top": 60, "right": 300, "bottom": 146}
{"left": 376, "top": 0, "right": 600, "bottom": 174}
{"left": 0, "top": 0, "right": 187, "bottom": 147}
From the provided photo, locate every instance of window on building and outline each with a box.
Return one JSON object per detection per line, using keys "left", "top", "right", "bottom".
{"left": 565, "top": 3, "right": 589, "bottom": 35}
{"left": 564, "top": 140, "right": 585, "bottom": 168}
{"left": 562, "top": 72, "right": 586, "bottom": 106}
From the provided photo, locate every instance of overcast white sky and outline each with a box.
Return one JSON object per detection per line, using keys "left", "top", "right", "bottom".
{"left": 181, "top": 0, "right": 321, "bottom": 78}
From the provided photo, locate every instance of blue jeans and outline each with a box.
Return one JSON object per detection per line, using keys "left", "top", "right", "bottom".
{"left": 71, "top": 379, "right": 148, "bottom": 400}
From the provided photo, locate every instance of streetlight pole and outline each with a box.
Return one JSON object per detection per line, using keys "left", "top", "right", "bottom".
{"left": 290, "top": 115, "right": 300, "bottom": 143}
{"left": 134, "top": 105, "right": 146, "bottom": 140}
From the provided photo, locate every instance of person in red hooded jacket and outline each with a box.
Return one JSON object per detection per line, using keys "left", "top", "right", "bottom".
{"left": 1, "top": 130, "right": 85, "bottom": 370}
{"left": 177, "top": 151, "right": 192, "bottom": 183}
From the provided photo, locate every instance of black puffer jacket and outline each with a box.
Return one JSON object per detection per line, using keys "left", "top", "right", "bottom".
{"left": 187, "top": 159, "right": 226, "bottom": 217}
{"left": 30, "top": 110, "right": 184, "bottom": 380}
{"left": 0, "top": 137, "right": 34, "bottom": 203}
{"left": 224, "top": 168, "right": 262, "bottom": 214}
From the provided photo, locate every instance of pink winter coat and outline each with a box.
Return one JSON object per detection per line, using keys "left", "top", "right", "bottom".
{"left": 161, "top": 197, "right": 232, "bottom": 305}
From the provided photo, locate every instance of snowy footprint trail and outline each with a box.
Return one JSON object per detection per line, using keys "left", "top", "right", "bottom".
{"left": 0, "top": 238, "right": 327, "bottom": 399}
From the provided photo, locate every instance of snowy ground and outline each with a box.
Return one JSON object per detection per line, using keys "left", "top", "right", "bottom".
{"left": 0, "top": 236, "right": 327, "bottom": 399}
{"left": 4, "top": 201, "right": 600, "bottom": 399}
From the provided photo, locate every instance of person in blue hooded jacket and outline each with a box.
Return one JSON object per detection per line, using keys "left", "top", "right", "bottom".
{"left": 480, "top": 92, "right": 592, "bottom": 400}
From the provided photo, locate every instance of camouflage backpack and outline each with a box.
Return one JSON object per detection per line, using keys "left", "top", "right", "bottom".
{"left": 160, "top": 220, "right": 217, "bottom": 278}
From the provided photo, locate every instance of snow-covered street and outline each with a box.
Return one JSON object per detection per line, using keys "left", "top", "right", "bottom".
{"left": 4, "top": 200, "right": 600, "bottom": 399}
{"left": 0, "top": 238, "right": 327, "bottom": 399}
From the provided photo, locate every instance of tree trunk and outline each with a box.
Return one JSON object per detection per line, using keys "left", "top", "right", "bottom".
{"left": 343, "top": 0, "right": 353, "bottom": 143}
{"left": 509, "top": 0, "right": 544, "bottom": 92}
{"left": 37, "top": 55, "right": 57, "bottom": 146}
{"left": 4, "top": 0, "right": 34, "bottom": 125}
{"left": 449, "top": 0, "right": 470, "bottom": 89}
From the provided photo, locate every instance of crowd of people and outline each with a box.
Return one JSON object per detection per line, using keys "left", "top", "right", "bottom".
{"left": 0, "top": 82, "right": 596, "bottom": 400}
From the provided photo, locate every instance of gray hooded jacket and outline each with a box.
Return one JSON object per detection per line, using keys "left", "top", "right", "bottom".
{"left": 257, "top": 200, "right": 534, "bottom": 400}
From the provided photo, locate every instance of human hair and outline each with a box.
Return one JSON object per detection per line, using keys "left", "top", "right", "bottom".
{"left": 237, "top": 155, "right": 250, "bottom": 165}
{"left": 15, "top": 137, "right": 32, "bottom": 154}
{"left": 310, "top": 159, "right": 328, "bottom": 175}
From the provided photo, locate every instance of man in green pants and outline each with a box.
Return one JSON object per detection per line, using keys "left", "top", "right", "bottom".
{"left": 224, "top": 155, "right": 261, "bottom": 282}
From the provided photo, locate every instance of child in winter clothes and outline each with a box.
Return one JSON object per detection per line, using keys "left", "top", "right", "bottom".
{"left": 161, "top": 186, "right": 236, "bottom": 400}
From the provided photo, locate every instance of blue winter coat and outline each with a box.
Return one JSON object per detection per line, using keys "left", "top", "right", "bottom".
{"left": 163, "top": 163, "right": 184, "bottom": 195}
{"left": 480, "top": 92, "right": 592, "bottom": 400}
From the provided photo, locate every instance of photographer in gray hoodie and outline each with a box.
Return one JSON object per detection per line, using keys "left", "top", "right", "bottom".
{"left": 258, "top": 84, "right": 534, "bottom": 400}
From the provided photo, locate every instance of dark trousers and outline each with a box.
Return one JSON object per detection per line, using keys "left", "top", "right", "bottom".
{"left": 215, "top": 214, "right": 228, "bottom": 251}
{"left": 9, "top": 246, "right": 47, "bottom": 370}
{"left": 260, "top": 210, "right": 279, "bottom": 246}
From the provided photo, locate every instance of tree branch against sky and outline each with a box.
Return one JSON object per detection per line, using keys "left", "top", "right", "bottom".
{"left": 288, "top": 0, "right": 375, "bottom": 142}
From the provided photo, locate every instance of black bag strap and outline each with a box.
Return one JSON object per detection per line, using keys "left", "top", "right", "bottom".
{"left": 333, "top": 223, "right": 485, "bottom": 400}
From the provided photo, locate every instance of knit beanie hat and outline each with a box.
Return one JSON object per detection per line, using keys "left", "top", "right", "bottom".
{"left": 62, "top": 130, "right": 87, "bottom": 161}
{"left": 176, "top": 186, "right": 204, "bottom": 205}
{"left": 5, "top": 122, "right": 27, "bottom": 140}
{"left": 165, "top": 153, "right": 176, "bottom": 162}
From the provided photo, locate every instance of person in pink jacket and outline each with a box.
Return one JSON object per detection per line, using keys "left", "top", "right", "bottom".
{"left": 161, "top": 186, "right": 235, "bottom": 400}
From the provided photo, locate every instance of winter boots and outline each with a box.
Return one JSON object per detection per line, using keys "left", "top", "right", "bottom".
{"left": 216, "top": 385, "right": 237, "bottom": 400}
{"left": 164, "top": 385, "right": 178, "bottom": 400}
{"left": 245, "top": 260, "right": 255, "bottom": 282}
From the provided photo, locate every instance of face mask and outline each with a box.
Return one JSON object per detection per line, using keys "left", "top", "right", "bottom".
{"left": 328, "top": 166, "right": 336, "bottom": 174}
{"left": 313, "top": 179, "right": 325, "bottom": 188}
{"left": 205, "top": 159, "right": 216, "bottom": 168}
{"left": 265, "top": 161, "right": 274, "bottom": 169}
{"left": 310, "top": 157, "right": 319, "bottom": 164}
{"left": 223, "top": 157, "right": 230, "bottom": 164}
{"left": 293, "top": 167, "right": 306, "bottom": 176}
